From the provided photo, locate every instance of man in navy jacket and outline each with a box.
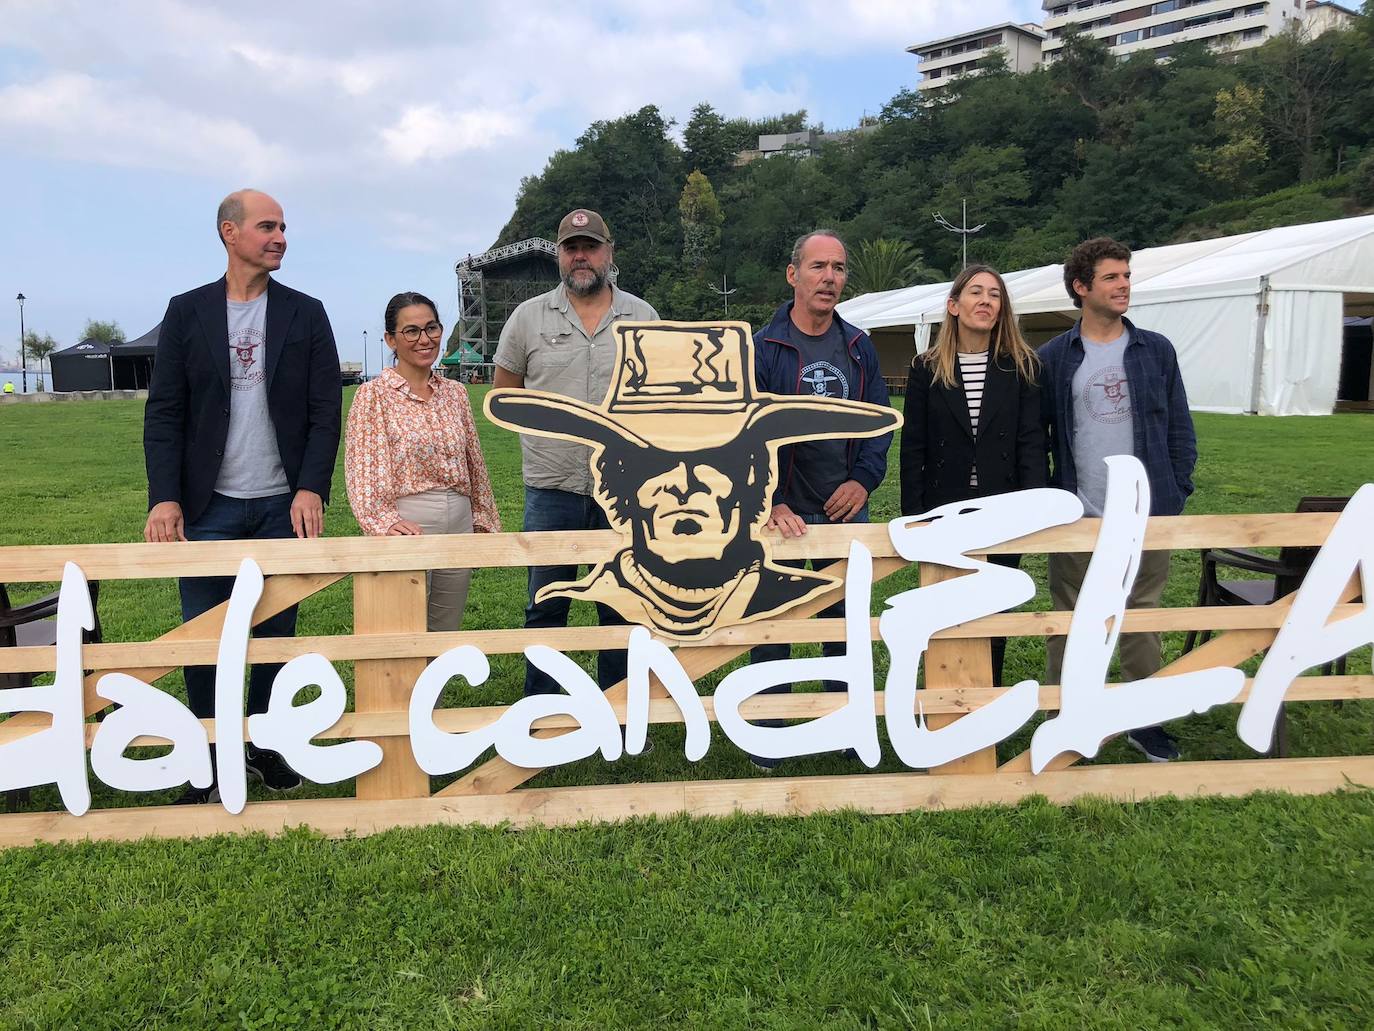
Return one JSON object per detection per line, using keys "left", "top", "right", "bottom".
{"left": 748, "top": 230, "right": 894, "bottom": 767}
{"left": 1040, "top": 236, "right": 1196, "bottom": 763}
{"left": 143, "top": 189, "right": 342, "bottom": 802}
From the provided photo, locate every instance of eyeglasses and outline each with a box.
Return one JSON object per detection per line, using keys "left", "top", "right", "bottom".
{"left": 396, "top": 322, "right": 443, "bottom": 343}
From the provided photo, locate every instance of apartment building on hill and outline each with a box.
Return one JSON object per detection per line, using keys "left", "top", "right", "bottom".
{"left": 906, "top": 22, "right": 1047, "bottom": 94}
{"left": 1040, "top": 0, "right": 1307, "bottom": 63}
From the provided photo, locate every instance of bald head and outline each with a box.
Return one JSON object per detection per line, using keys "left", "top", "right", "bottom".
{"left": 217, "top": 189, "right": 287, "bottom": 277}
{"left": 217, "top": 189, "right": 277, "bottom": 246}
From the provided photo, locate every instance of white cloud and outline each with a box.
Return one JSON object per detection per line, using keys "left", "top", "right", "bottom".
{"left": 380, "top": 105, "right": 523, "bottom": 164}
{"left": 0, "top": 0, "right": 1039, "bottom": 192}
{"left": 0, "top": 72, "right": 295, "bottom": 180}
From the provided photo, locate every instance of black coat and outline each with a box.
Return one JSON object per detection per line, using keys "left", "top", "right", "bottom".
{"left": 900, "top": 352, "right": 1046, "bottom": 516}
{"left": 144, "top": 277, "right": 342, "bottom": 522}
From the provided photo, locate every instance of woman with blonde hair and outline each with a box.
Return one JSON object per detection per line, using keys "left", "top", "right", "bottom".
{"left": 900, "top": 264, "right": 1045, "bottom": 685}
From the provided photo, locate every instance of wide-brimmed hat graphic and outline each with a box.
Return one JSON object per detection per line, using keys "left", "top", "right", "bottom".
{"left": 486, "top": 320, "right": 899, "bottom": 452}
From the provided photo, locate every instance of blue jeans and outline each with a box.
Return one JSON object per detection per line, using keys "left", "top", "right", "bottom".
{"left": 179, "top": 491, "right": 297, "bottom": 719}
{"left": 749, "top": 505, "right": 868, "bottom": 716}
{"left": 522, "top": 486, "right": 628, "bottom": 696}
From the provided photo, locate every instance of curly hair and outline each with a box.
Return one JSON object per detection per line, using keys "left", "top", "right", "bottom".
{"left": 1063, "top": 237, "right": 1131, "bottom": 309}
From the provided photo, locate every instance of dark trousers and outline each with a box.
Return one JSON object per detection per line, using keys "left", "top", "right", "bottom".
{"left": 749, "top": 505, "right": 868, "bottom": 695}
{"left": 178, "top": 491, "right": 297, "bottom": 719}
{"left": 987, "top": 552, "right": 1022, "bottom": 688}
{"left": 522, "top": 486, "right": 628, "bottom": 696}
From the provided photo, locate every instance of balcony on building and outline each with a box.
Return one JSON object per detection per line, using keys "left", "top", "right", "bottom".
{"left": 907, "top": 21, "right": 1047, "bottom": 93}
{"left": 1041, "top": 0, "right": 1309, "bottom": 63}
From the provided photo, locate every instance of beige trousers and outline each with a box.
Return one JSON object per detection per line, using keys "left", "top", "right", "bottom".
{"left": 1045, "top": 549, "right": 1172, "bottom": 685}
{"left": 394, "top": 489, "right": 474, "bottom": 633}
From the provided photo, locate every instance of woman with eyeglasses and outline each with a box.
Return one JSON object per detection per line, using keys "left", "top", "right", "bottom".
{"left": 900, "top": 265, "right": 1045, "bottom": 687}
{"left": 345, "top": 291, "right": 500, "bottom": 631}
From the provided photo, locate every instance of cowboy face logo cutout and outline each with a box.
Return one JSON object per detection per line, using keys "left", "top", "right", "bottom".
{"left": 485, "top": 321, "right": 901, "bottom": 641}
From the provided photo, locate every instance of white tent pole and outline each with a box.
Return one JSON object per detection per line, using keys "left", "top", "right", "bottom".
{"left": 1247, "top": 275, "right": 1270, "bottom": 415}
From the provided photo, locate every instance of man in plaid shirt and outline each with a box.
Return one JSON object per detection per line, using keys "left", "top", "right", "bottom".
{"left": 1040, "top": 237, "right": 1198, "bottom": 763}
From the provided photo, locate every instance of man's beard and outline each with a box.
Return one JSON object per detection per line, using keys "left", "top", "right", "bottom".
{"left": 563, "top": 264, "right": 608, "bottom": 297}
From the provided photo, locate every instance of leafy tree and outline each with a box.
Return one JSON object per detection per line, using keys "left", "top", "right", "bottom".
{"left": 683, "top": 104, "right": 735, "bottom": 183}
{"left": 1048, "top": 25, "right": 1115, "bottom": 114}
{"left": 1196, "top": 84, "right": 1268, "bottom": 190}
{"left": 22, "top": 331, "right": 58, "bottom": 391}
{"left": 496, "top": 106, "right": 683, "bottom": 295}
{"left": 81, "top": 319, "right": 124, "bottom": 343}
{"left": 1355, "top": 152, "right": 1374, "bottom": 207}
{"left": 847, "top": 239, "right": 942, "bottom": 295}
{"left": 932, "top": 145, "right": 1031, "bottom": 240}
{"left": 1250, "top": 24, "right": 1342, "bottom": 182}
{"left": 983, "top": 224, "right": 1076, "bottom": 272}
{"left": 679, "top": 170, "right": 724, "bottom": 271}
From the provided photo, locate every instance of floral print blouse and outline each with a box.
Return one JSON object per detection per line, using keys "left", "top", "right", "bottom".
{"left": 344, "top": 368, "right": 501, "bottom": 536}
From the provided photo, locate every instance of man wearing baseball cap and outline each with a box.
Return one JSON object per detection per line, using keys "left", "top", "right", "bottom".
{"left": 493, "top": 208, "right": 659, "bottom": 696}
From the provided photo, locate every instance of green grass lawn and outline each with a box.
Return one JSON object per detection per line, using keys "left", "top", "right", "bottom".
{"left": 2, "top": 395, "right": 1373, "bottom": 1028}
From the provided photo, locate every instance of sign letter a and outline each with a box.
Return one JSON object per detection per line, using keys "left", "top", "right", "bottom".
{"left": 1237, "top": 485, "right": 1374, "bottom": 753}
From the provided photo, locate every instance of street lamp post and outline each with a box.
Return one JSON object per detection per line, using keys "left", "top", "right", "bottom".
{"left": 16, "top": 293, "right": 26, "bottom": 393}
{"left": 932, "top": 199, "right": 986, "bottom": 270}
{"left": 362, "top": 330, "right": 369, "bottom": 381}
{"left": 708, "top": 273, "right": 737, "bottom": 317}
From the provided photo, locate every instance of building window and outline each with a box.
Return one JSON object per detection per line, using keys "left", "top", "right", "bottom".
{"left": 1243, "top": 26, "right": 1264, "bottom": 38}
{"left": 1117, "top": 29, "right": 1142, "bottom": 43}
{"left": 928, "top": 67, "right": 943, "bottom": 79}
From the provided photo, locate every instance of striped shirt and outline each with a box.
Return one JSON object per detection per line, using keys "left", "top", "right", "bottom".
{"left": 958, "top": 349, "right": 989, "bottom": 487}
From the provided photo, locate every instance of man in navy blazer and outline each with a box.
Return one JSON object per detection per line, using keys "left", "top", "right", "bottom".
{"left": 143, "top": 188, "right": 341, "bottom": 803}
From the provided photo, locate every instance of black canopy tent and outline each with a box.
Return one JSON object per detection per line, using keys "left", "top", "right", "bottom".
{"left": 49, "top": 338, "right": 114, "bottom": 391}
{"left": 111, "top": 323, "right": 158, "bottom": 389}
{"left": 48, "top": 323, "right": 160, "bottom": 392}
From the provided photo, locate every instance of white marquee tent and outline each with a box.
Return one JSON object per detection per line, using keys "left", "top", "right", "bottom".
{"left": 838, "top": 214, "right": 1374, "bottom": 415}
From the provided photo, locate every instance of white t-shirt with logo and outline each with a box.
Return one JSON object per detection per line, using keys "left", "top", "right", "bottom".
{"left": 215, "top": 294, "right": 289, "bottom": 498}
{"left": 1070, "top": 330, "right": 1133, "bottom": 517}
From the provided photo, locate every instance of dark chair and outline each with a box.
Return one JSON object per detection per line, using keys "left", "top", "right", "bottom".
{"left": 1, "top": 581, "right": 102, "bottom": 810}
{"left": 1181, "top": 496, "right": 1352, "bottom": 757}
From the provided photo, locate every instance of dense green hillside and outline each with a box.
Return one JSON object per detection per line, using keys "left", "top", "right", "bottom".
{"left": 493, "top": 15, "right": 1374, "bottom": 321}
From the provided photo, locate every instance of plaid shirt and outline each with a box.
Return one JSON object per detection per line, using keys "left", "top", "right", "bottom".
{"left": 1039, "top": 316, "right": 1197, "bottom": 516}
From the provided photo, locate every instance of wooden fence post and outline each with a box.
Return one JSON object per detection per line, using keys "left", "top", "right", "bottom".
{"left": 354, "top": 570, "right": 430, "bottom": 799}
{"left": 919, "top": 562, "right": 998, "bottom": 774}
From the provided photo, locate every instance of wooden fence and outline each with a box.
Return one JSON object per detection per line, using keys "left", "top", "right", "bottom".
{"left": 0, "top": 512, "right": 1369, "bottom": 847}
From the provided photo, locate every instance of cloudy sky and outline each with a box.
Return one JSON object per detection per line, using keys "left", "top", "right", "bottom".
{"left": 0, "top": 0, "right": 1038, "bottom": 370}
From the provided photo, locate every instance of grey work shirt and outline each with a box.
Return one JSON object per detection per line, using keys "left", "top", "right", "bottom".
{"left": 493, "top": 282, "right": 658, "bottom": 495}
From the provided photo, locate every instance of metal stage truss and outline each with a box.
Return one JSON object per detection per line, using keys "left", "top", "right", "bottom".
{"left": 454, "top": 238, "right": 559, "bottom": 363}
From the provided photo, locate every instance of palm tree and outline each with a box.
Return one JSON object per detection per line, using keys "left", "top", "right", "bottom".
{"left": 847, "top": 239, "right": 943, "bottom": 296}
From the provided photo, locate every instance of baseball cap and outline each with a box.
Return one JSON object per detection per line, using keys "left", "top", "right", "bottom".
{"left": 556, "top": 208, "right": 612, "bottom": 246}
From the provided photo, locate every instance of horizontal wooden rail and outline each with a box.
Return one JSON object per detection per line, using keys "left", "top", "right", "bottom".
{"left": 4, "top": 674, "right": 1367, "bottom": 749}
{"left": 0, "top": 512, "right": 1344, "bottom": 581}
{"left": 1, "top": 602, "right": 1363, "bottom": 676}
{"left": 4, "top": 756, "right": 1372, "bottom": 846}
